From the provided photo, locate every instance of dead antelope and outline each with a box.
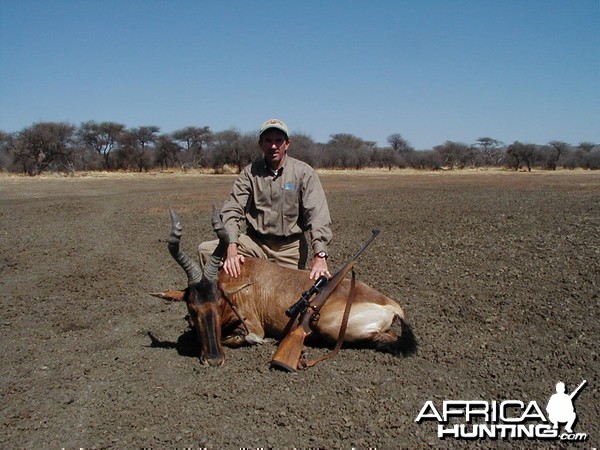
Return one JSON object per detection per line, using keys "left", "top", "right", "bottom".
{"left": 151, "top": 209, "right": 416, "bottom": 366}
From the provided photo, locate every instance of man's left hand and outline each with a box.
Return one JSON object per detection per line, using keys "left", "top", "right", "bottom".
{"left": 310, "top": 257, "right": 331, "bottom": 280}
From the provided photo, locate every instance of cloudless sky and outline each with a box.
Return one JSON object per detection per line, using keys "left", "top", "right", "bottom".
{"left": 1, "top": 0, "right": 598, "bottom": 149}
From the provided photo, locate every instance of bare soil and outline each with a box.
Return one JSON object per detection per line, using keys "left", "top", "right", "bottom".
{"left": 1, "top": 170, "right": 598, "bottom": 449}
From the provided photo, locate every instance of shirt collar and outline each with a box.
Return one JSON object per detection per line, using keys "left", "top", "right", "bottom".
{"left": 264, "top": 156, "right": 287, "bottom": 179}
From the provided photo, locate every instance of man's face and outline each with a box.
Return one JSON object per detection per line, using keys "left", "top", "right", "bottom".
{"left": 259, "top": 129, "right": 289, "bottom": 169}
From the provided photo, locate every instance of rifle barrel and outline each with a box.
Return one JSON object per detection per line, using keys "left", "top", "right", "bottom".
{"left": 569, "top": 380, "right": 587, "bottom": 399}
{"left": 349, "top": 229, "right": 380, "bottom": 261}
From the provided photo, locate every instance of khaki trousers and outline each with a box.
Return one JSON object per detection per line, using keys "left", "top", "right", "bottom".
{"left": 198, "top": 233, "right": 308, "bottom": 270}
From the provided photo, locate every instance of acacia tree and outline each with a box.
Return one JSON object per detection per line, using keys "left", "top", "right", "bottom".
{"left": 544, "top": 141, "right": 570, "bottom": 170}
{"left": 114, "top": 131, "right": 137, "bottom": 171}
{"left": 387, "top": 133, "right": 414, "bottom": 153}
{"left": 434, "top": 141, "right": 474, "bottom": 169}
{"left": 373, "top": 146, "right": 401, "bottom": 170}
{"left": 386, "top": 133, "right": 415, "bottom": 168}
{"left": 573, "top": 142, "right": 600, "bottom": 169}
{"left": 410, "top": 149, "right": 443, "bottom": 170}
{"left": 9, "top": 122, "right": 76, "bottom": 175}
{"left": 577, "top": 142, "right": 596, "bottom": 153}
{"left": 474, "top": 137, "right": 505, "bottom": 166}
{"left": 506, "top": 141, "right": 536, "bottom": 171}
{"left": 288, "top": 133, "right": 318, "bottom": 167}
{"left": 323, "top": 134, "right": 375, "bottom": 169}
{"left": 78, "top": 121, "right": 125, "bottom": 170}
{"left": 154, "top": 134, "right": 181, "bottom": 169}
{"left": 209, "top": 130, "right": 259, "bottom": 172}
{"left": 171, "top": 126, "right": 212, "bottom": 168}
{"left": 129, "top": 126, "right": 160, "bottom": 171}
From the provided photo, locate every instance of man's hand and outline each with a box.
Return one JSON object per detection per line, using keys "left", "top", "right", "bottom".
{"left": 223, "top": 243, "right": 245, "bottom": 278}
{"left": 309, "top": 256, "right": 331, "bottom": 280}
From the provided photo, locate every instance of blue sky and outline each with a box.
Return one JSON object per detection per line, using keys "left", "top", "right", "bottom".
{"left": 1, "top": 0, "right": 598, "bottom": 149}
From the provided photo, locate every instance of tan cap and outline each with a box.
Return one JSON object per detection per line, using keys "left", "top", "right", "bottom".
{"left": 259, "top": 119, "right": 289, "bottom": 138}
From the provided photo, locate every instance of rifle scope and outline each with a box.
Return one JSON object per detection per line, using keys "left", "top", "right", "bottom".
{"left": 285, "top": 275, "right": 328, "bottom": 318}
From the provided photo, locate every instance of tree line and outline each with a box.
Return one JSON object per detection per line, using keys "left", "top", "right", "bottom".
{"left": 0, "top": 121, "right": 598, "bottom": 175}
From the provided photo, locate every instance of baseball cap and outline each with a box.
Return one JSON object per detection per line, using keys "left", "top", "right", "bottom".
{"left": 259, "top": 119, "right": 289, "bottom": 138}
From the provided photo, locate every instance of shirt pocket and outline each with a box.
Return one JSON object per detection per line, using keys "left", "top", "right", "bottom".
{"left": 282, "top": 181, "right": 300, "bottom": 218}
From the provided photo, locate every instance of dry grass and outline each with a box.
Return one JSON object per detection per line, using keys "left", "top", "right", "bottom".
{"left": 1, "top": 166, "right": 597, "bottom": 181}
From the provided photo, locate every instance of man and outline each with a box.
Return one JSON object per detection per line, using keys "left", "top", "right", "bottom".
{"left": 546, "top": 382, "right": 578, "bottom": 433}
{"left": 199, "top": 119, "right": 332, "bottom": 280}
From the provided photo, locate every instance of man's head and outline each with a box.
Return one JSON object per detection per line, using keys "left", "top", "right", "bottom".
{"left": 259, "top": 119, "right": 290, "bottom": 170}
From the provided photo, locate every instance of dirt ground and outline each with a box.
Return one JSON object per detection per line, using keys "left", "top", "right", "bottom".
{"left": 1, "top": 169, "right": 598, "bottom": 449}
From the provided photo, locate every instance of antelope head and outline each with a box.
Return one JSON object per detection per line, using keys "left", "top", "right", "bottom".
{"left": 167, "top": 207, "right": 228, "bottom": 366}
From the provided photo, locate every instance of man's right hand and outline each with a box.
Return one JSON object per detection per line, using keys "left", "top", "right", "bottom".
{"left": 223, "top": 243, "right": 245, "bottom": 278}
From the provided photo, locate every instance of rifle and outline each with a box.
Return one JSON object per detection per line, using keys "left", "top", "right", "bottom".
{"left": 569, "top": 380, "right": 587, "bottom": 400}
{"left": 270, "top": 229, "right": 381, "bottom": 372}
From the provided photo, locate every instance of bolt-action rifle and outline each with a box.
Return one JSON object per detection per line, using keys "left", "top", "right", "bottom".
{"left": 270, "top": 229, "right": 380, "bottom": 372}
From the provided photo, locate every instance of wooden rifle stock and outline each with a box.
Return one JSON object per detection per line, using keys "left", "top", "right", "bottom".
{"left": 270, "top": 229, "right": 380, "bottom": 372}
{"left": 268, "top": 325, "right": 309, "bottom": 372}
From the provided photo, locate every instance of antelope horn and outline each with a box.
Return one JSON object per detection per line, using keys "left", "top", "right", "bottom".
{"left": 202, "top": 205, "right": 229, "bottom": 281}
{"left": 211, "top": 204, "right": 229, "bottom": 242}
{"left": 168, "top": 209, "right": 203, "bottom": 285}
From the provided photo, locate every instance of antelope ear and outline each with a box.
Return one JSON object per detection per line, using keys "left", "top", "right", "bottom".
{"left": 220, "top": 282, "right": 253, "bottom": 297}
{"left": 149, "top": 290, "right": 185, "bottom": 302}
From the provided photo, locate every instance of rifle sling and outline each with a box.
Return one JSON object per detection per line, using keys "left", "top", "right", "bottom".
{"left": 302, "top": 269, "right": 356, "bottom": 369}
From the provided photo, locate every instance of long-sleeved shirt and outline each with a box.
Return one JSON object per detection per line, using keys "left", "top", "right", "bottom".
{"left": 221, "top": 156, "right": 332, "bottom": 255}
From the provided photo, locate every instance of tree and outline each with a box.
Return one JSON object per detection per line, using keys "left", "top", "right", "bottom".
{"left": 78, "top": 121, "right": 125, "bottom": 169}
{"left": 129, "top": 126, "right": 159, "bottom": 171}
{"left": 9, "top": 122, "right": 76, "bottom": 175}
{"left": 373, "top": 147, "right": 401, "bottom": 171}
{"left": 544, "top": 141, "right": 570, "bottom": 170}
{"left": 0, "top": 130, "right": 11, "bottom": 171}
{"left": 506, "top": 141, "right": 536, "bottom": 171}
{"left": 288, "top": 133, "right": 318, "bottom": 167}
{"left": 474, "top": 137, "right": 505, "bottom": 166}
{"left": 577, "top": 142, "right": 596, "bottom": 153}
{"left": 387, "top": 133, "right": 414, "bottom": 153}
{"left": 323, "top": 134, "right": 375, "bottom": 169}
{"left": 154, "top": 134, "right": 181, "bottom": 169}
{"left": 114, "top": 131, "right": 138, "bottom": 171}
{"left": 408, "top": 150, "right": 443, "bottom": 170}
{"left": 172, "top": 126, "right": 212, "bottom": 169}
{"left": 385, "top": 133, "right": 415, "bottom": 169}
{"left": 209, "top": 129, "right": 259, "bottom": 172}
{"left": 574, "top": 142, "right": 599, "bottom": 169}
{"left": 433, "top": 141, "right": 474, "bottom": 169}
{"left": 133, "top": 126, "right": 159, "bottom": 149}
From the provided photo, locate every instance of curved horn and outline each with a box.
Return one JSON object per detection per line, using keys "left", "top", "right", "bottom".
{"left": 211, "top": 205, "right": 229, "bottom": 241}
{"left": 202, "top": 205, "right": 229, "bottom": 281}
{"left": 168, "top": 209, "right": 203, "bottom": 285}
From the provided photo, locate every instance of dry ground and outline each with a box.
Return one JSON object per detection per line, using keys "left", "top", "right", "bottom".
{"left": 1, "top": 169, "right": 598, "bottom": 449}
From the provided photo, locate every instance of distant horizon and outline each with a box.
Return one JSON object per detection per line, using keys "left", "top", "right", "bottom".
{"left": 3, "top": 118, "right": 595, "bottom": 150}
{"left": 1, "top": 1, "right": 598, "bottom": 149}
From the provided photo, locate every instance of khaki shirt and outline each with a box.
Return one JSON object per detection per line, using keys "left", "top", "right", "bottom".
{"left": 221, "top": 156, "right": 332, "bottom": 255}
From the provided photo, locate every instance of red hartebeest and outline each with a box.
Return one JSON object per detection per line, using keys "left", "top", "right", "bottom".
{"left": 151, "top": 209, "right": 416, "bottom": 366}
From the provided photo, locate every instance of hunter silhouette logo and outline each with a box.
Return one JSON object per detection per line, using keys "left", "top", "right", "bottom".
{"left": 546, "top": 380, "right": 586, "bottom": 434}
{"left": 416, "top": 380, "right": 589, "bottom": 441}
